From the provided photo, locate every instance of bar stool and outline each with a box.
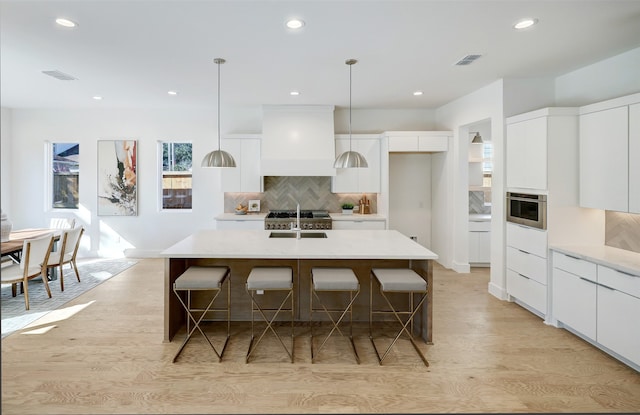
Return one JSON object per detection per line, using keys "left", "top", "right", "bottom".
{"left": 369, "top": 268, "right": 429, "bottom": 366}
{"left": 246, "top": 267, "right": 294, "bottom": 363}
{"left": 172, "top": 266, "right": 231, "bottom": 363}
{"left": 310, "top": 267, "right": 360, "bottom": 363}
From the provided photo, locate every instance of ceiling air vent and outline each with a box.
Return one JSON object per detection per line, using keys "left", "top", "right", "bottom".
{"left": 454, "top": 54, "right": 482, "bottom": 66}
{"left": 42, "top": 70, "right": 78, "bottom": 81}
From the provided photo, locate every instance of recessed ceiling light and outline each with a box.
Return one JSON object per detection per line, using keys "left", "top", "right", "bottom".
{"left": 413, "top": 91, "right": 423, "bottom": 96}
{"left": 168, "top": 90, "right": 178, "bottom": 95}
{"left": 286, "top": 19, "right": 305, "bottom": 29}
{"left": 55, "top": 18, "right": 78, "bottom": 28}
{"left": 92, "top": 96, "right": 103, "bottom": 100}
{"left": 514, "top": 18, "right": 538, "bottom": 30}
{"left": 290, "top": 91, "right": 300, "bottom": 96}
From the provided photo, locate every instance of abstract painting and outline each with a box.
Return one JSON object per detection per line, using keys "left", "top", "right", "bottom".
{"left": 97, "top": 140, "right": 137, "bottom": 216}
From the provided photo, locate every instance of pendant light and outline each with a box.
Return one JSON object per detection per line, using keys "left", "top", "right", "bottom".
{"left": 202, "top": 58, "right": 236, "bottom": 168}
{"left": 471, "top": 132, "right": 483, "bottom": 143}
{"left": 334, "top": 59, "right": 368, "bottom": 168}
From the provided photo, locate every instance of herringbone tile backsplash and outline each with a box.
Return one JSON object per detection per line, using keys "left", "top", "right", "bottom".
{"left": 224, "top": 176, "right": 377, "bottom": 213}
{"left": 605, "top": 211, "right": 640, "bottom": 254}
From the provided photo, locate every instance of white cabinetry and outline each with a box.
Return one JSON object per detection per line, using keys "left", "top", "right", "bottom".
{"left": 386, "top": 131, "right": 449, "bottom": 152}
{"left": 506, "top": 116, "right": 547, "bottom": 190}
{"left": 551, "top": 249, "right": 640, "bottom": 369}
{"left": 551, "top": 252, "right": 598, "bottom": 339}
{"left": 468, "top": 220, "right": 490, "bottom": 264}
{"left": 332, "top": 218, "right": 386, "bottom": 230}
{"left": 506, "top": 223, "right": 548, "bottom": 316}
{"left": 579, "top": 93, "right": 640, "bottom": 213}
{"left": 332, "top": 135, "right": 381, "bottom": 193}
{"left": 629, "top": 103, "right": 640, "bottom": 213}
{"left": 221, "top": 136, "right": 263, "bottom": 193}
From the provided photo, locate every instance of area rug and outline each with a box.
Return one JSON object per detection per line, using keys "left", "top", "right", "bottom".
{"left": 1, "top": 258, "right": 137, "bottom": 338}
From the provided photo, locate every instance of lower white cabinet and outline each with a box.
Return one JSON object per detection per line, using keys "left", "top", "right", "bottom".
{"left": 552, "top": 267, "right": 597, "bottom": 340}
{"left": 332, "top": 219, "right": 386, "bottom": 230}
{"left": 469, "top": 220, "right": 490, "bottom": 264}
{"left": 506, "top": 223, "right": 548, "bottom": 316}
{"left": 551, "top": 250, "right": 640, "bottom": 369}
{"left": 216, "top": 219, "right": 264, "bottom": 230}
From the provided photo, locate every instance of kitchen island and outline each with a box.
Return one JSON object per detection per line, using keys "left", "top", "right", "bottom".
{"left": 161, "top": 229, "right": 438, "bottom": 343}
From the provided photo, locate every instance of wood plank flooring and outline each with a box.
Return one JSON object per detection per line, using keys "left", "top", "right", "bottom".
{"left": 2, "top": 259, "right": 639, "bottom": 414}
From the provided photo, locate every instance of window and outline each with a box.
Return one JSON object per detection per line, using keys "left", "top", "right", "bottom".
{"left": 52, "top": 143, "right": 79, "bottom": 209}
{"left": 161, "top": 142, "right": 192, "bottom": 210}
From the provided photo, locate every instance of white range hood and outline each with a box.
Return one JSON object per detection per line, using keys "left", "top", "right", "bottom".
{"left": 261, "top": 105, "right": 336, "bottom": 176}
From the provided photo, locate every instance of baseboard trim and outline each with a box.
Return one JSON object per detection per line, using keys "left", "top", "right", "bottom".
{"left": 451, "top": 261, "right": 470, "bottom": 274}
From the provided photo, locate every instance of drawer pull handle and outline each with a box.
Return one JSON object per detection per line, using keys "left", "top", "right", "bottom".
{"left": 518, "top": 273, "right": 530, "bottom": 280}
{"left": 564, "top": 254, "right": 581, "bottom": 260}
{"left": 579, "top": 277, "right": 597, "bottom": 285}
{"left": 597, "top": 282, "right": 616, "bottom": 291}
{"left": 616, "top": 269, "right": 639, "bottom": 278}
{"left": 518, "top": 249, "right": 530, "bottom": 255}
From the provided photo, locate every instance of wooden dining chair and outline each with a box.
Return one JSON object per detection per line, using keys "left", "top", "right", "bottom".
{"left": 49, "top": 217, "right": 76, "bottom": 230}
{"left": 0, "top": 233, "right": 55, "bottom": 310}
{"left": 46, "top": 226, "right": 84, "bottom": 291}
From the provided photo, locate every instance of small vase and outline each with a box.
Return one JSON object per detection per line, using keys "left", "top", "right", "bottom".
{"left": 1, "top": 210, "right": 12, "bottom": 242}
{"left": 342, "top": 209, "right": 353, "bottom": 215}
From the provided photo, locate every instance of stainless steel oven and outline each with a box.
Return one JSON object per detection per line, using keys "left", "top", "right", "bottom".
{"left": 506, "top": 192, "right": 547, "bottom": 230}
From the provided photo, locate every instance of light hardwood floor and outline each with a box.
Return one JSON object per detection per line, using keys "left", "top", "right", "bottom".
{"left": 1, "top": 259, "right": 639, "bottom": 414}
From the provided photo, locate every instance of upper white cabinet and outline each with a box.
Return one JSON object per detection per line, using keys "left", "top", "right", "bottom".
{"left": 385, "top": 131, "right": 449, "bottom": 152}
{"left": 331, "top": 135, "right": 381, "bottom": 193}
{"left": 629, "top": 103, "right": 640, "bottom": 213}
{"left": 221, "top": 136, "right": 263, "bottom": 193}
{"left": 579, "top": 93, "right": 640, "bottom": 213}
{"left": 506, "top": 115, "right": 547, "bottom": 190}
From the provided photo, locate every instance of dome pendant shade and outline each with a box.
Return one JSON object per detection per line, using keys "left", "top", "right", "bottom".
{"left": 202, "top": 57, "right": 236, "bottom": 168}
{"left": 333, "top": 150, "right": 368, "bottom": 168}
{"left": 334, "top": 58, "right": 368, "bottom": 169}
{"left": 201, "top": 149, "right": 236, "bottom": 168}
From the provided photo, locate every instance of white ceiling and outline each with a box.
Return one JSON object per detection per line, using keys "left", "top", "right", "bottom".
{"left": 2, "top": 0, "right": 640, "bottom": 111}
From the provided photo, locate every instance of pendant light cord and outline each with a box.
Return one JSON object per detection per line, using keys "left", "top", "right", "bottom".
{"left": 346, "top": 59, "right": 357, "bottom": 153}
{"left": 217, "top": 59, "right": 221, "bottom": 150}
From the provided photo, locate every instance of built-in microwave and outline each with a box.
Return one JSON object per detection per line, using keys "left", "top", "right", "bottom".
{"left": 506, "top": 192, "right": 547, "bottom": 230}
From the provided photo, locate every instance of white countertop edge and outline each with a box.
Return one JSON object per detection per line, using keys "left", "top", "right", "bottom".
{"left": 162, "top": 253, "right": 436, "bottom": 260}
{"left": 215, "top": 213, "right": 268, "bottom": 221}
{"left": 550, "top": 244, "right": 640, "bottom": 276}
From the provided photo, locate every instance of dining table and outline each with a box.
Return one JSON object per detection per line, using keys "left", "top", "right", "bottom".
{"left": 1, "top": 228, "right": 62, "bottom": 277}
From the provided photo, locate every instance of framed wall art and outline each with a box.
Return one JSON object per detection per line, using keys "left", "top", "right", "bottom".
{"left": 97, "top": 140, "right": 137, "bottom": 216}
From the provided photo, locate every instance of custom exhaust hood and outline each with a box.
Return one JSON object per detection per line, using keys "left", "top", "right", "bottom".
{"left": 260, "top": 105, "right": 336, "bottom": 176}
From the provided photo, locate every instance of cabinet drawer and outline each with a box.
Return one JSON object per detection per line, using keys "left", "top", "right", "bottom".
{"left": 506, "top": 223, "right": 547, "bottom": 258}
{"left": 507, "top": 269, "right": 547, "bottom": 315}
{"left": 469, "top": 221, "right": 490, "bottom": 231}
{"left": 506, "top": 246, "right": 547, "bottom": 285}
{"left": 332, "top": 220, "right": 386, "bottom": 230}
{"left": 598, "top": 265, "right": 640, "bottom": 299}
{"left": 552, "top": 251, "right": 597, "bottom": 282}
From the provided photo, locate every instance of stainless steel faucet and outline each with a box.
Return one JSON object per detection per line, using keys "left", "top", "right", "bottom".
{"left": 291, "top": 202, "right": 302, "bottom": 239}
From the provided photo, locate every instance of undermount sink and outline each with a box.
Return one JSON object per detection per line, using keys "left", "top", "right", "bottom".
{"left": 269, "top": 232, "right": 327, "bottom": 239}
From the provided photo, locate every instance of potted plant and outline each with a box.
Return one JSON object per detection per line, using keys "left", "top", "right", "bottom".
{"left": 341, "top": 203, "right": 354, "bottom": 215}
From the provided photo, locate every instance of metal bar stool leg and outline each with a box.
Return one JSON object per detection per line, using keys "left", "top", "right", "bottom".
{"left": 369, "top": 268, "right": 429, "bottom": 367}
{"left": 245, "top": 267, "right": 294, "bottom": 363}
{"left": 172, "top": 266, "right": 231, "bottom": 363}
{"left": 310, "top": 268, "right": 360, "bottom": 364}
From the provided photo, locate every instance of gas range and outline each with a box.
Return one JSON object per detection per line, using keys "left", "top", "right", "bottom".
{"left": 264, "top": 210, "right": 332, "bottom": 230}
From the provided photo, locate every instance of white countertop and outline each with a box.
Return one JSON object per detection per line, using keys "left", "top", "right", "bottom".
{"left": 550, "top": 244, "right": 640, "bottom": 276}
{"left": 161, "top": 229, "right": 437, "bottom": 260}
{"left": 330, "top": 213, "right": 386, "bottom": 221}
{"left": 215, "top": 212, "right": 267, "bottom": 221}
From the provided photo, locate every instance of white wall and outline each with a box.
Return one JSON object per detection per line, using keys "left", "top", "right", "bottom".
{"left": 3, "top": 106, "right": 433, "bottom": 258}
{"left": 434, "top": 80, "right": 507, "bottom": 298}
{"left": 1, "top": 108, "right": 12, "bottom": 218}
{"left": 555, "top": 47, "right": 640, "bottom": 107}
